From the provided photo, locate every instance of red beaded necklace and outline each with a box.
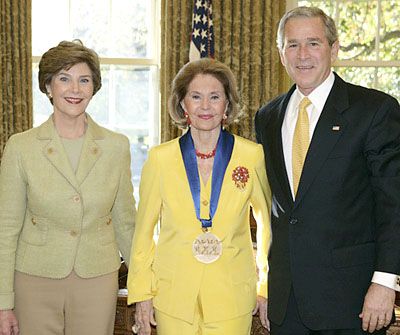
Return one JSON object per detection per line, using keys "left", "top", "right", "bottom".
{"left": 195, "top": 147, "right": 217, "bottom": 159}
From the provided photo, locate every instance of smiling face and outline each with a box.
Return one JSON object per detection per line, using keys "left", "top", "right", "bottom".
{"left": 46, "top": 62, "right": 94, "bottom": 119}
{"left": 279, "top": 16, "right": 339, "bottom": 96}
{"left": 181, "top": 74, "right": 228, "bottom": 133}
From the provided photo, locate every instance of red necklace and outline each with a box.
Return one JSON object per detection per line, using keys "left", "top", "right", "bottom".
{"left": 195, "top": 147, "right": 217, "bottom": 159}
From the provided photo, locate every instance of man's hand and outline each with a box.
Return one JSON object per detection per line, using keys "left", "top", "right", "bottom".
{"left": 133, "top": 299, "right": 156, "bottom": 335}
{"left": 253, "top": 295, "right": 270, "bottom": 331}
{"left": 0, "top": 310, "right": 19, "bottom": 335}
{"left": 359, "top": 283, "right": 395, "bottom": 333}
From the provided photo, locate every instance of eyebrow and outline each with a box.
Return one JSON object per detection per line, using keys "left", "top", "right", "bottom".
{"left": 56, "top": 72, "right": 92, "bottom": 78}
{"left": 286, "top": 37, "right": 323, "bottom": 44}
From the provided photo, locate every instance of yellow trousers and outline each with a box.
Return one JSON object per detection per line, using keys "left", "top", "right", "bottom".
{"left": 155, "top": 298, "right": 252, "bottom": 335}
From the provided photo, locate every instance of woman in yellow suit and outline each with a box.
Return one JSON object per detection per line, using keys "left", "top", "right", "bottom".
{"left": 127, "top": 58, "right": 271, "bottom": 335}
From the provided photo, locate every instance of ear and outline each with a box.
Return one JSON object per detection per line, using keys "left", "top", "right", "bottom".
{"left": 224, "top": 101, "right": 229, "bottom": 113}
{"left": 330, "top": 40, "right": 339, "bottom": 63}
{"left": 180, "top": 101, "right": 186, "bottom": 111}
{"left": 279, "top": 49, "right": 286, "bottom": 67}
{"left": 46, "top": 84, "right": 52, "bottom": 96}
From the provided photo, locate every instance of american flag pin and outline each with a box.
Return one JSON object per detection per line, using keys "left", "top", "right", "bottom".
{"left": 332, "top": 126, "right": 340, "bottom": 131}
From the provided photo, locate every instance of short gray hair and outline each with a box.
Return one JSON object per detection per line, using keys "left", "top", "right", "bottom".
{"left": 277, "top": 6, "right": 338, "bottom": 51}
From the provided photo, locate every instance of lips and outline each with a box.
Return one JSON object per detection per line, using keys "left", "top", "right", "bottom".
{"left": 65, "top": 97, "right": 83, "bottom": 104}
{"left": 198, "top": 114, "right": 214, "bottom": 120}
{"left": 297, "top": 65, "right": 313, "bottom": 70}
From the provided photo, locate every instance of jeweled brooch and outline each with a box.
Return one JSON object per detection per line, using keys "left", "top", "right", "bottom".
{"left": 232, "top": 166, "right": 249, "bottom": 190}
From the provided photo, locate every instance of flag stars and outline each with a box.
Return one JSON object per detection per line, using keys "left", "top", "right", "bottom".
{"left": 195, "top": 0, "right": 202, "bottom": 9}
{"left": 202, "top": 14, "right": 208, "bottom": 25}
{"left": 193, "top": 28, "right": 200, "bottom": 39}
{"left": 194, "top": 13, "right": 201, "bottom": 24}
{"left": 200, "top": 44, "right": 206, "bottom": 53}
{"left": 201, "top": 29, "right": 208, "bottom": 39}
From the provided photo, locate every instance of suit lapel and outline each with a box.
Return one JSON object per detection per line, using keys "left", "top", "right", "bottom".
{"left": 264, "top": 88, "right": 295, "bottom": 210}
{"left": 294, "top": 74, "right": 349, "bottom": 208}
{"left": 38, "top": 117, "right": 80, "bottom": 192}
{"left": 76, "top": 116, "right": 103, "bottom": 186}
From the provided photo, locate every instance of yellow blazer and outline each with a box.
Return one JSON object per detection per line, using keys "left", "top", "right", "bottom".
{"left": 127, "top": 134, "right": 271, "bottom": 323}
{"left": 0, "top": 115, "right": 136, "bottom": 310}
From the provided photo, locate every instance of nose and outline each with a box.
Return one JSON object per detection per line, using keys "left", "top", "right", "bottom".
{"left": 71, "top": 80, "right": 80, "bottom": 93}
{"left": 200, "top": 97, "right": 210, "bottom": 109}
{"left": 298, "top": 45, "right": 309, "bottom": 59}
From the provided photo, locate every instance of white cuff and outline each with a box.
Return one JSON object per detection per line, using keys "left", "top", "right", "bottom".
{"left": 371, "top": 271, "right": 400, "bottom": 291}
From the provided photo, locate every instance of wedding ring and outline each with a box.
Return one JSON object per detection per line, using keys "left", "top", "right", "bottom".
{"left": 132, "top": 324, "right": 141, "bottom": 334}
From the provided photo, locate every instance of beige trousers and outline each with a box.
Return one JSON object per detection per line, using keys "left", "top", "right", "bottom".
{"left": 14, "top": 270, "right": 118, "bottom": 335}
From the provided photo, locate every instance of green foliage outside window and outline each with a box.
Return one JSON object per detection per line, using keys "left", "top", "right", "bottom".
{"left": 298, "top": 0, "right": 400, "bottom": 101}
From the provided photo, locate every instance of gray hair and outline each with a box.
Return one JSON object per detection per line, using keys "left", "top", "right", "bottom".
{"left": 276, "top": 6, "right": 338, "bottom": 51}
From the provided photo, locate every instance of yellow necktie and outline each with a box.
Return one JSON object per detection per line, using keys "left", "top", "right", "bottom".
{"left": 292, "top": 97, "right": 311, "bottom": 197}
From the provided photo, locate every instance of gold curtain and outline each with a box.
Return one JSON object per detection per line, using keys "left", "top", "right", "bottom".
{"left": 160, "top": 0, "right": 287, "bottom": 142}
{"left": 0, "top": 0, "right": 33, "bottom": 159}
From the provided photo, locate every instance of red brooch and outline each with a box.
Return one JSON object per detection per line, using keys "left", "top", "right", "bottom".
{"left": 232, "top": 166, "right": 249, "bottom": 190}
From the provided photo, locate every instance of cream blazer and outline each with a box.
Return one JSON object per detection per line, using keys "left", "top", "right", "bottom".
{"left": 127, "top": 134, "right": 271, "bottom": 323}
{"left": 0, "top": 115, "right": 136, "bottom": 310}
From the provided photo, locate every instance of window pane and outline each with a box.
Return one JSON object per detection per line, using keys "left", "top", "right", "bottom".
{"left": 334, "top": 66, "right": 376, "bottom": 89}
{"left": 32, "top": 0, "right": 154, "bottom": 58}
{"left": 298, "top": 1, "right": 336, "bottom": 16}
{"left": 334, "top": 66, "right": 400, "bottom": 101}
{"left": 337, "top": 2, "right": 378, "bottom": 61}
{"left": 32, "top": 0, "right": 70, "bottom": 55}
{"left": 380, "top": 1, "right": 400, "bottom": 61}
{"left": 69, "top": 0, "right": 152, "bottom": 58}
{"left": 375, "top": 67, "right": 400, "bottom": 101}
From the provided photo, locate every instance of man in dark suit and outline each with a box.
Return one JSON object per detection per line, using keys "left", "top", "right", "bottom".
{"left": 255, "top": 6, "right": 400, "bottom": 335}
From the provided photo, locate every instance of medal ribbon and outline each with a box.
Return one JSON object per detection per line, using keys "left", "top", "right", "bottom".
{"left": 179, "top": 128, "right": 234, "bottom": 230}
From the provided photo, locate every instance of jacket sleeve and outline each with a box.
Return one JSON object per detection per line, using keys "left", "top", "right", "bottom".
{"left": 250, "top": 144, "right": 272, "bottom": 299}
{"left": 0, "top": 136, "right": 27, "bottom": 310}
{"left": 365, "top": 94, "right": 400, "bottom": 274}
{"left": 111, "top": 135, "right": 136, "bottom": 266}
{"left": 127, "top": 147, "right": 162, "bottom": 304}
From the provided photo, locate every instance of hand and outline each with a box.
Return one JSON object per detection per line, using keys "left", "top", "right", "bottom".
{"left": 133, "top": 299, "right": 156, "bottom": 335}
{"left": 0, "top": 310, "right": 19, "bottom": 335}
{"left": 359, "top": 283, "right": 395, "bottom": 333}
{"left": 252, "top": 295, "right": 270, "bottom": 331}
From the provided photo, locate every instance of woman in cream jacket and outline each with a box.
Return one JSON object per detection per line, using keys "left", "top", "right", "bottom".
{"left": 0, "top": 40, "right": 136, "bottom": 335}
{"left": 127, "top": 59, "right": 271, "bottom": 335}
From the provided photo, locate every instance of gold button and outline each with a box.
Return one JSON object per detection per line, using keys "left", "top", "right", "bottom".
{"left": 202, "top": 200, "right": 209, "bottom": 206}
{"left": 106, "top": 218, "right": 112, "bottom": 225}
{"left": 31, "top": 218, "right": 37, "bottom": 225}
{"left": 70, "top": 230, "right": 77, "bottom": 237}
{"left": 47, "top": 147, "right": 54, "bottom": 154}
{"left": 73, "top": 195, "right": 80, "bottom": 203}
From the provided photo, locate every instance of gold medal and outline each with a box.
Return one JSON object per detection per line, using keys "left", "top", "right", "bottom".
{"left": 192, "top": 231, "right": 222, "bottom": 263}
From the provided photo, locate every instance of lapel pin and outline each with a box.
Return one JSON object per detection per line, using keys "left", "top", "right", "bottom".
{"left": 332, "top": 126, "right": 340, "bottom": 131}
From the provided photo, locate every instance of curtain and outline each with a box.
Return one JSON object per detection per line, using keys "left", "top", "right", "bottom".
{"left": 0, "top": 0, "right": 33, "bottom": 160}
{"left": 160, "top": 0, "right": 287, "bottom": 142}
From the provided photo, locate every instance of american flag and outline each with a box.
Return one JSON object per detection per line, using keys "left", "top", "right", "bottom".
{"left": 189, "top": 0, "right": 214, "bottom": 61}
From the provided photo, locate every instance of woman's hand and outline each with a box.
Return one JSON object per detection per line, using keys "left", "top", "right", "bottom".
{"left": 252, "top": 295, "right": 270, "bottom": 331}
{"left": 0, "top": 310, "right": 19, "bottom": 335}
{"left": 133, "top": 299, "right": 156, "bottom": 335}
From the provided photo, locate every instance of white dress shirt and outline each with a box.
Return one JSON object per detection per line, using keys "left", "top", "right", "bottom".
{"left": 281, "top": 71, "right": 399, "bottom": 292}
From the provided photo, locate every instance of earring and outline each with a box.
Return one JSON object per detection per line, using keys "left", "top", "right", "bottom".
{"left": 222, "top": 114, "right": 227, "bottom": 129}
{"left": 184, "top": 112, "right": 191, "bottom": 126}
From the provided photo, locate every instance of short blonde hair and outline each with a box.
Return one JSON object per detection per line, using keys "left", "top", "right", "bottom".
{"left": 168, "top": 58, "right": 241, "bottom": 129}
{"left": 38, "top": 40, "right": 101, "bottom": 103}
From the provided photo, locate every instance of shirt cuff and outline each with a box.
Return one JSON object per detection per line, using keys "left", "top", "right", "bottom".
{"left": 371, "top": 271, "right": 400, "bottom": 291}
